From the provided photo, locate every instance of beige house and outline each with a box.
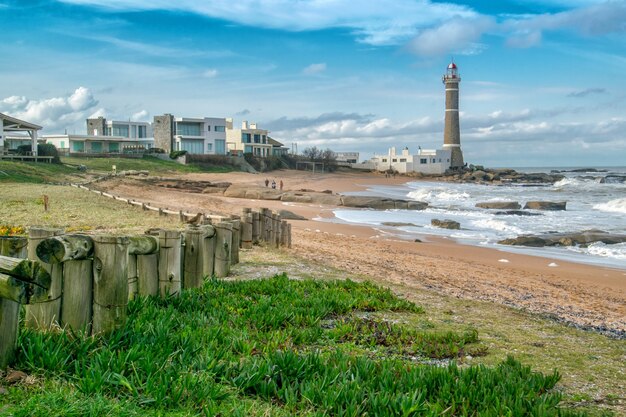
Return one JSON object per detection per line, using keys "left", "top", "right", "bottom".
{"left": 226, "top": 119, "right": 273, "bottom": 157}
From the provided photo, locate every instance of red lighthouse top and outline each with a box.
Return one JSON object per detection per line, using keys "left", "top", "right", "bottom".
{"left": 444, "top": 61, "right": 460, "bottom": 81}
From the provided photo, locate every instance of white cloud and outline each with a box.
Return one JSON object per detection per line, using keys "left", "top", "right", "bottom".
{"left": 202, "top": 68, "right": 219, "bottom": 78}
{"left": 131, "top": 109, "right": 150, "bottom": 121}
{"left": 0, "top": 87, "right": 98, "bottom": 131}
{"left": 303, "top": 63, "right": 326, "bottom": 75}
{"left": 407, "top": 16, "right": 494, "bottom": 56}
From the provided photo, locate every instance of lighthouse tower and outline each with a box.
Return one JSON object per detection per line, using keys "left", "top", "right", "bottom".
{"left": 442, "top": 61, "right": 464, "bottom": 168}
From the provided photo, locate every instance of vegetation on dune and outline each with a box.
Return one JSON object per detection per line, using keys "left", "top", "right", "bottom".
{"left": 3, "top": 275, "right": 588, "bottom": 416}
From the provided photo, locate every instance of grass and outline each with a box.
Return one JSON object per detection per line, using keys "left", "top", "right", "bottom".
{"left": 2, "top": 275, "right": 590, "bottom": 416}
{"left": 0, "top": 155, "right": 233, "bottom": 185}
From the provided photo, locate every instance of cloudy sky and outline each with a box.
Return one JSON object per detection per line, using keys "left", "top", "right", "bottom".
{"left": 1, "top": 0, "right": 625, "bottom": 167}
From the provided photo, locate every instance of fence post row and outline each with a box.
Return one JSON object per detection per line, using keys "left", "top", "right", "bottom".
{"left": 0, "top": 207, "right": 292, "bottom": 368}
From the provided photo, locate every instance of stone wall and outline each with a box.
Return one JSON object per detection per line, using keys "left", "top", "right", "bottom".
{"left": 153, "top": 114, "right": 174, "bottom": 153}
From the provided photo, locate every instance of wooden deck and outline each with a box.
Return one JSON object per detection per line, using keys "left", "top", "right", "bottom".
{"left": 0, "top": 154, "right": 54, "bottom": 163}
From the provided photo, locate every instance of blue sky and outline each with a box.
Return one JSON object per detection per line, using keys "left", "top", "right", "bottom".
{"left": 1, "top": 0, "right": 625, "bottom": 167}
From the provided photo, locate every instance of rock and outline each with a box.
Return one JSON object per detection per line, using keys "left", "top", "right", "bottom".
{"left": 309, "top": 193, "right": 343, "bottom": 206}
{"left": 278, "top": 210, "right": 307, "bottom": 220}
{"left": 281, "top": 192, "right": 313, "bottom": 203}
{"left": 414, "top": 238, "right": 422, "bottom": 243}
{"left": 523, "top": 201, "right": 567, "bottom": 211}
{"left": 382, "top": 222, "right": 416, "bottom": 227}
{"left": 407, "top": 201, "right": 429, "bottom": 210}
{"left": 222, "top": 185, "right": 248, "bottom": 198}
{"left": 499, "top": 230, "right": 626, "bottom": 247}
{"left": 341, "top": 196, "right": 397, "bottom": 210}
{"left": 494, "top": 210, "right": 542, "bottom": 216}
{"left": 431, "top": 219, "right": 461, "bottom": 230}
{"left": 476, "top": 201, "right": 521, "bottom": 210}
{"left": 498, "top": 236, "right": 547, "bottom": 247}
{"left": 201, "top": 187, "right": 227, "bottom": 194}
{"left": 77, "top": 164, "right": 87, "bottom": 172}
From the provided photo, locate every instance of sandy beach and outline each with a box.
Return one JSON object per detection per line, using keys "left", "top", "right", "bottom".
{"left": 98, "top": 169, "right": 626, "bottom": 336}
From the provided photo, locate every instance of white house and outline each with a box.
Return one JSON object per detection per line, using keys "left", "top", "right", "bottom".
{"left": 153, "top": 114, "right": 227, "bottom": 155}
{"left": 43, "top": 134, "right": 153, "bottom": 154}
{"left": 0, "top": 112, "right": 42, "bottom": 155}
{"left": 369, "top": 147, "right": 452, "bottom": 174}
{"left": 226, "top": 119, "right": 273, "bottom": 157}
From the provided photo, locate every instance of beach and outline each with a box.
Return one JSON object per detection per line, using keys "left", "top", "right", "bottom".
{"left": 98, "top": 169, "right": 626, "bottom": 336}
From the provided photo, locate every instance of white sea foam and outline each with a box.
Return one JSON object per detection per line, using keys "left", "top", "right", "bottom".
{"left": 407, "top": 188, "right": 470, "bottom": 202}
{"left": 470, "top": 219, "right": 523, "bottom": 235}
{"left": 593, "top": 198, "right": 626, "bottom": 214}
{"left": 568, "top": 242, "right": 626, "bottom": 260}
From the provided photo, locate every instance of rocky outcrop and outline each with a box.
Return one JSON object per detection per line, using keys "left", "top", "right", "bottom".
{"left": 523, "top": 201, "right": 567, "bottom": 211}
{"left": 382, "top": 222, "right": 416, "bottom": 227}
{"left": 278, "top": 209, "right": 307, "bottom": 220}
{"left": 340, "top": 196, "right": 427, "bottom": 210}
{"left": 499, "top": 230, "right": 626, "bottom": 247}
{"left": 494, "top": 210, "right": 542, "bottom": 216}
{"left": 476, "top": 202, "right": 521, "bottom": 210}
{"left": 600, "top": 175, "right": 626, "bottom": 184}
{"left": 433, "top": 167, "right": 565, "bottom": 185}
{"left": 431, "top": 219, "right": 461, "bottom": 230}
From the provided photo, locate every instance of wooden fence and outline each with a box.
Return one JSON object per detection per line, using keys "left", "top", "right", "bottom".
{"left": 0, "top": 207, "right": 291, "bottom": 369}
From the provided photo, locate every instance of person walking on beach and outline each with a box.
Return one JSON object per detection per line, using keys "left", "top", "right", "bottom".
{"left": 271, "top": 180, "right": 276, "bottom": 189}
{"left": 279, "top": 180, "right": 283, "bottom": 190}
{"left": 264, "top": 178, "right": 269, "bottom": 187}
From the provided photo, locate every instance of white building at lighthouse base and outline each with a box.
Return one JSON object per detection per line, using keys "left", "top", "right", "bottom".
{"left": 363, "top": 146, "right": 452, "bottom": 174}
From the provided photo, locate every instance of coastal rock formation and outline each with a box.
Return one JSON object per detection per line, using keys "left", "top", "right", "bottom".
{"left": 430, "top": 167, "right": 565, "bottom": 185}
{"left": 523, "top": 201, "right": 567, "bottom": 211}
{"left": 278, "top": 209, "right": 307, "bottom": 220}
{"left": 340, "top": 196, "right": 428, "bottom": 210}
{"left": 382, "top": 222, "right": 416, "bottom": 227}
{"left": 476, "top": 202, "right": 521, "bottom": 210}
{"left": 600, "top": 175, "right": 626, "bottom": 184}
{"left": 499, "top": 230, "right": 626, "bottom": 247}
{"left": 431, "top": 219, "right": 461, "bottom": 230}
{"left": 494, "top": 210, "right": 542, "bottom": 216}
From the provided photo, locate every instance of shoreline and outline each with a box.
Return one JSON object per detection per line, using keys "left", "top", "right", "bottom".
{"left": 98, "top": 169, "right": 626, "bottom": 335}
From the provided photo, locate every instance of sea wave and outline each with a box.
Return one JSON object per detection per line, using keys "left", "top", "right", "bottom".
{"left": 593, "top": 198, "right": 626, "bottom": 214}
{"left": 470, "top": 219, "right": 524, "bottom": 235}
{"left": 567, "top": 242, "right": 626, "bottom": 260}
{"left": 407, "top": 187, "right": 470, "bottom": 202}
{"left": 553, "top": 177, "right": 601, "bottom": 188}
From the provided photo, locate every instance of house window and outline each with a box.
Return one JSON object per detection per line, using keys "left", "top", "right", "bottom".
{"left": 214, "top": 125, "right": 225, "bottom": 132}
{"left": 400, "top": 158, "right": 406, "bottom": 162}
{"left": 262, "top": 135, "right": 267, "bottom": 143}
{"left": 215, "top": 139, "right": 225, "bottom": 154}
{"left": 72, "top": 141, "right": 84, "bottom": 152}
{"left": 207, "top": 125, "right": 211, "bottom": 131}
{"left": 112, "top": 125, "right": 129, "bottom": 137}
{"left": 138, "top": 126, "right": 147, "bottom": 138}
{"left": 177, "top": 122, "right": 202, "bottom": 136}
{"left": 382, "top": 158, "right": 387, "bottom": 162}
{"left": 207, "top": 143, "right": 213, "bottom": 152}
{"left": 392, "top": 159, "right": 397, "bottom": 162}
{"left": 254, "top": 134, "right": 261, "bottom": 143}
{"left": 432, "top": 159, "right": 436, "bottom": 163}
{"left": 420, "top": 158, "right": 427, "bottom": 164}
{"left": 60, "top": 141, "right": 65, "bottom": 148}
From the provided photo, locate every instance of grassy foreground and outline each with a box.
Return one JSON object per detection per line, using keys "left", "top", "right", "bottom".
{"left": 3, "top": 275, "right": 586, "bottom": 417}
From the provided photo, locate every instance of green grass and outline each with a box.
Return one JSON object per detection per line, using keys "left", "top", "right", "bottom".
{"left": 60, "top": 155, "right": 206, "bottom": 175}
{"left": 2, "top": 275, "right": 590, "bottom": 416}
{"left": 0, "top": 160, "right": 77, "bottom": 183}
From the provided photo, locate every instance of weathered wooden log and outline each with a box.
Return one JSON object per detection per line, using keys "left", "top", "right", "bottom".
{"left": 214, "top": 222, "right": 232, "bottom": 278}
{"left": 200, "top": 225, "right": 216, "bottom": 279}
{"left": 230, "top": 218, "right": 241, "bottom": 265}
{"left": 280, "top": 221, "right": 288, "bottom": 247}
{"left": 35, "top": 234, "right": 93, "bottom": 264}
{"left": 0, "top": 237, "right": 27, "bottom": 368}
{"left": 92, "top": 236, "right": 130, "bottom": 335}
{"left": 252, "top": 212, "right": 261, "bottom": 244}
{"left": 128, "top": 254, "right": 138, "bottom": 301}
{"left": 61, "top": 259, "right": 93, "bottom": 333}
{"left": 26, "top": 228, "right": 64, "bottom": 329}
{"left": 242, "top": 213, "right": 253, "bottom": 249}
{"left": 128, "top": 235, "right": 159, "bottom": 255}
{"left": 183, "top": 227, "right": 207, "bottom": 289}
{"left": 272, "top": 214, "right": 280, "bottom": 248}
{"left": 0, "top": 255, "right": 51, "bottom": 290}
{"left": 0, "top": 273, "right": 29, "bottom": 304}
{"left": 137, "top": 253, "right": 159, "bottom": 297}
{"left": 287, "top": 223, "right": 292, "bottom": 248}
{"left": 156, "top": 230, "right": 182, "bottom": 297}
{"left": 259, "top": 208, "right": 269, "bottom": 243}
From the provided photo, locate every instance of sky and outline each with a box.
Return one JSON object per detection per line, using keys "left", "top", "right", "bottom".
{"left": 1, "top": 0, "right": 625, "bottom": 167}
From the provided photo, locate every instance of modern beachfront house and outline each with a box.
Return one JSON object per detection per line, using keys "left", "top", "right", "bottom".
{"left": 43, "top": 117, "right": 154, "bottom": 155}
{"left": 153, "top": 114, "right": 227, "bottom": 155}
{"left": 367, "top": 147, "right": 452, "bottom": 174}
{"left": 226, "top": 119, "right": 272, "bottom": 157}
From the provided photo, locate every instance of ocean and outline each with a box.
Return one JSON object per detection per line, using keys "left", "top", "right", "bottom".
{"left": 327, "top": 167, "right": 626, "bottom": 270}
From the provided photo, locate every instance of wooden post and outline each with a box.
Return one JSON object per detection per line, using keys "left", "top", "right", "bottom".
{"left": 230, "top": 218, "right": 241, "bottom": 265}
{"left": 252, "top": 212, "right": 261, "bottom": 244}
{"left": 242, "top": 212, "right": 253, "bottom": 249}
{"left": 272, "top": 214, "right": 280, "bottom": 248}
{"left": 214, "top": 222, "right": 232, "bottom": 278}
{"left": 288, "top": 223, "right": 292, "bottom": 248}
{"left": 0, "top": 236, "right": 27, "bottom": 369}
{"left": 200, "top": 225, "right": 216, "bottom": 279}
{"left": 92, "top": 236, "right": 130, "bottom": 335}
{"left": 280, "top": 221, "right": 288, "bottom": 247}
{"left": 129, "top": 235, "right": 160, "bottom": 298}
{"left": 61, "top": 259, "right": 93, "bottom": 333}
{"left": 259, "top": 208, "right": 269, "bottom": 243}
{"left": 156, "top": 230, "right": 181, "bottom": 297}
{"left": 183, "top": 227, "right": 206, "bottom": 289}
{"left": 127, "top": 254, "right": 138, "bottom": 301}
{"left": 26, "top": 228, "right": 63, "bottom": 329}
{"left": 35, "top": 234, "right": 93, "bottom": 264}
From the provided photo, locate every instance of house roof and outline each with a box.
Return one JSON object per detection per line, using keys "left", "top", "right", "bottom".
{"left": 267, "top": 137, "right": 284, "bottom": 147}
{"left": 1, "top": 112, "right": 43, "bottom": 131}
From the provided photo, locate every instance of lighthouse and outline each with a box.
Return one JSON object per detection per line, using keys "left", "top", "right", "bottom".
{"left": 442, "top": 61, "right": 464, "bottom": 168}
